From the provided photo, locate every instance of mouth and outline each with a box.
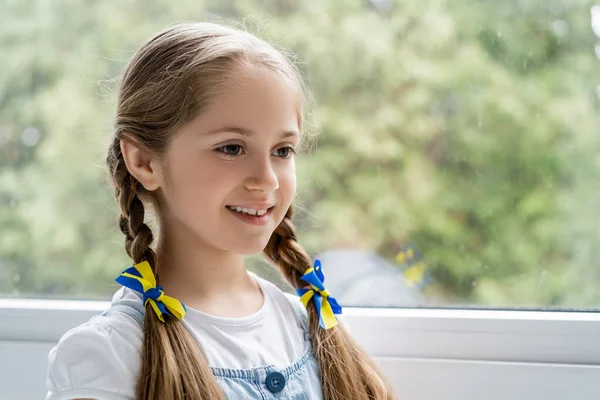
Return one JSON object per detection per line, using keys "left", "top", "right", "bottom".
{"left": 225, "top": 205, "right": 275, "bottom": 217}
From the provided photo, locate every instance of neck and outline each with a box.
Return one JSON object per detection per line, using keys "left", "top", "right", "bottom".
{"left": 154, "top": 222, "right": 258, "bottom": 310}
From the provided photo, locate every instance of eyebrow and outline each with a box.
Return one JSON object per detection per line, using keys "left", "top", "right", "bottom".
{"left": 205, "top": 127, "right": 299, "bottom": 138}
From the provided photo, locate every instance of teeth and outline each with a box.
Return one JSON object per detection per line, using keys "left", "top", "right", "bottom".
{"left": 228, "top": 206, "right": 269, "bottom": 216}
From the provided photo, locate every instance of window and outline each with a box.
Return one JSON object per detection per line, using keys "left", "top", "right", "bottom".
{"left": 2, "top": 1, "right": 600, "bottom": 399}
{"left": 3, "top": 0, "right": 599, "bottom": 310}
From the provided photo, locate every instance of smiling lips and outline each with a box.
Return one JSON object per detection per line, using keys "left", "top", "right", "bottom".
{"left": 226, "top": 205, "right": 271, "bottom": 216}
{"left": 226, "top": 204, "right": 275, "bottom": 226}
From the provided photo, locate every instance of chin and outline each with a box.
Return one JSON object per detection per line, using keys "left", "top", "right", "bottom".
{"left": 230, "top": 238, "right": 273, "bottom": 256}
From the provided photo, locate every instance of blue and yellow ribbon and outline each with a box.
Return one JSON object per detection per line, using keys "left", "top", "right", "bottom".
{"left": 115, "top": 261, "right": 186, "bottom": 323}
{"left": 296, "top": 259, "right": 342, "bottom": 330}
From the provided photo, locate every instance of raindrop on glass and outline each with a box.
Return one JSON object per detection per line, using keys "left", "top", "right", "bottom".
{"left": 21, "top": 127, "right": 40, "bottom": 147}
{"left": 551, "top": 20, "right": 569, "bottom": 37}
{"left": 591, "top": 6, "right": 600, "bottom": 37}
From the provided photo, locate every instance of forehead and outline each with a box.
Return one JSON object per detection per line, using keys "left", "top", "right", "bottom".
{"left": 188, "top": 64, "right": 302, "bottom": 137}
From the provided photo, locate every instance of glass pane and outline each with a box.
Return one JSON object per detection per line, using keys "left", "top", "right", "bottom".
{"left": 1, "top": 0, "right": 599, "bottom": 309}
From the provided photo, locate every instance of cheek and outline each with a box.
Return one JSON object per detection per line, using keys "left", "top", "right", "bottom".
{"left": 162, "top": 158, "right": 223, "bottom": 217}
{"left": 279, "top": 164, "right": 297, "bottom": 205}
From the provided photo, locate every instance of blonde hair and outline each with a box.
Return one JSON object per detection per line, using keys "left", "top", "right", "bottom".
{"left": 106, "top": 21, "right": 394, "bottom": 400}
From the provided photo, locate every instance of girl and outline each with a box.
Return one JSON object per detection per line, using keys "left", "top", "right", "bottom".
{"left": 46, "top": 22, "right": 394, "bottom": 400}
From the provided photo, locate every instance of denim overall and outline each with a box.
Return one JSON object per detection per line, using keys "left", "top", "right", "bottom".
{"left": 102, "top": 297, "right": 324, "bottom": 399}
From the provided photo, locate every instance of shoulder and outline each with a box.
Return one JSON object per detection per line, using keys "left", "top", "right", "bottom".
{"left": 284, "top": 291, "right": 352, "bottom": 333}
{"left": 283, "top": 291, "right": 308, "bottom": 320}
{"left": 253, "top": 273, "right": 351, "bottom": 333}
{"left": 251, "top": 272, "right": 307, "bottom": 319}
{"left": 46, "top": 304, "right": 143, "bottom": 400}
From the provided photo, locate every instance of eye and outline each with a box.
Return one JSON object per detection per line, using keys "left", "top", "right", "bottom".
{"left": 273, "top": 146, "right": 297, "bottom": 158}
{"left": 216, "top": 144, "right": 244, "bottom": 156}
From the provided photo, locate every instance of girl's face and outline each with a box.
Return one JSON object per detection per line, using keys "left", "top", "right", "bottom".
{"left": 157, "top": 64, "right": 301, "bottom": 255}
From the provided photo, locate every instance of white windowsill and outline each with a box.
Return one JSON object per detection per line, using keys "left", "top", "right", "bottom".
{"left": 1, "top": 298, "right": 599, "bottom": 365}
{"left": 1, "top": 298, "right": 599, "bottom": 399}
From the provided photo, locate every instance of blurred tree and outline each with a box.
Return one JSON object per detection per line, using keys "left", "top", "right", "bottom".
{"left": 1, "top": 0, "right": 599, "bottom": 307}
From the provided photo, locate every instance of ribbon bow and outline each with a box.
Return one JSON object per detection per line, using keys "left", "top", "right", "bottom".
{"left": 115, "top": 261, "right": 186, "bottom": 323}
{"left": 296, "top": 259, "right": 343, "bottom": 330}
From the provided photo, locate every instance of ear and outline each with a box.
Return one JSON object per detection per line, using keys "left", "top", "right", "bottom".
{"left": 120, "top": 138, "right": 162, "bottom": 191}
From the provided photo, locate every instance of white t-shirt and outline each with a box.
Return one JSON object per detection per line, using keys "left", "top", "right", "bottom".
{"left": 46, "top": 271, "right": 309, "bottom": 400}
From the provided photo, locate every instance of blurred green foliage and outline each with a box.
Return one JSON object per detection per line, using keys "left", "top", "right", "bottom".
{"left": 1, "top": 0, "right": 599, "bottom": 307}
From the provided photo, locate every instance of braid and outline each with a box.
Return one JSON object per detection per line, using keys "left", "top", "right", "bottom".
{"left": 264, "top": 205, "right": 311, "bottom": 285}
{"left": 109, "top": 139, "right": 157, "bottom": 268}
{"left": 108, "top": 138, "right": 224, "bottom": 400}
{"left": 264, "top": 204, "right": 394, "bottom": 400}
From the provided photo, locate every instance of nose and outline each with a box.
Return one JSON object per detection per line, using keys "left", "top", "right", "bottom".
{"left": 244, "top": 155, "right": 279, "bottom": 192}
